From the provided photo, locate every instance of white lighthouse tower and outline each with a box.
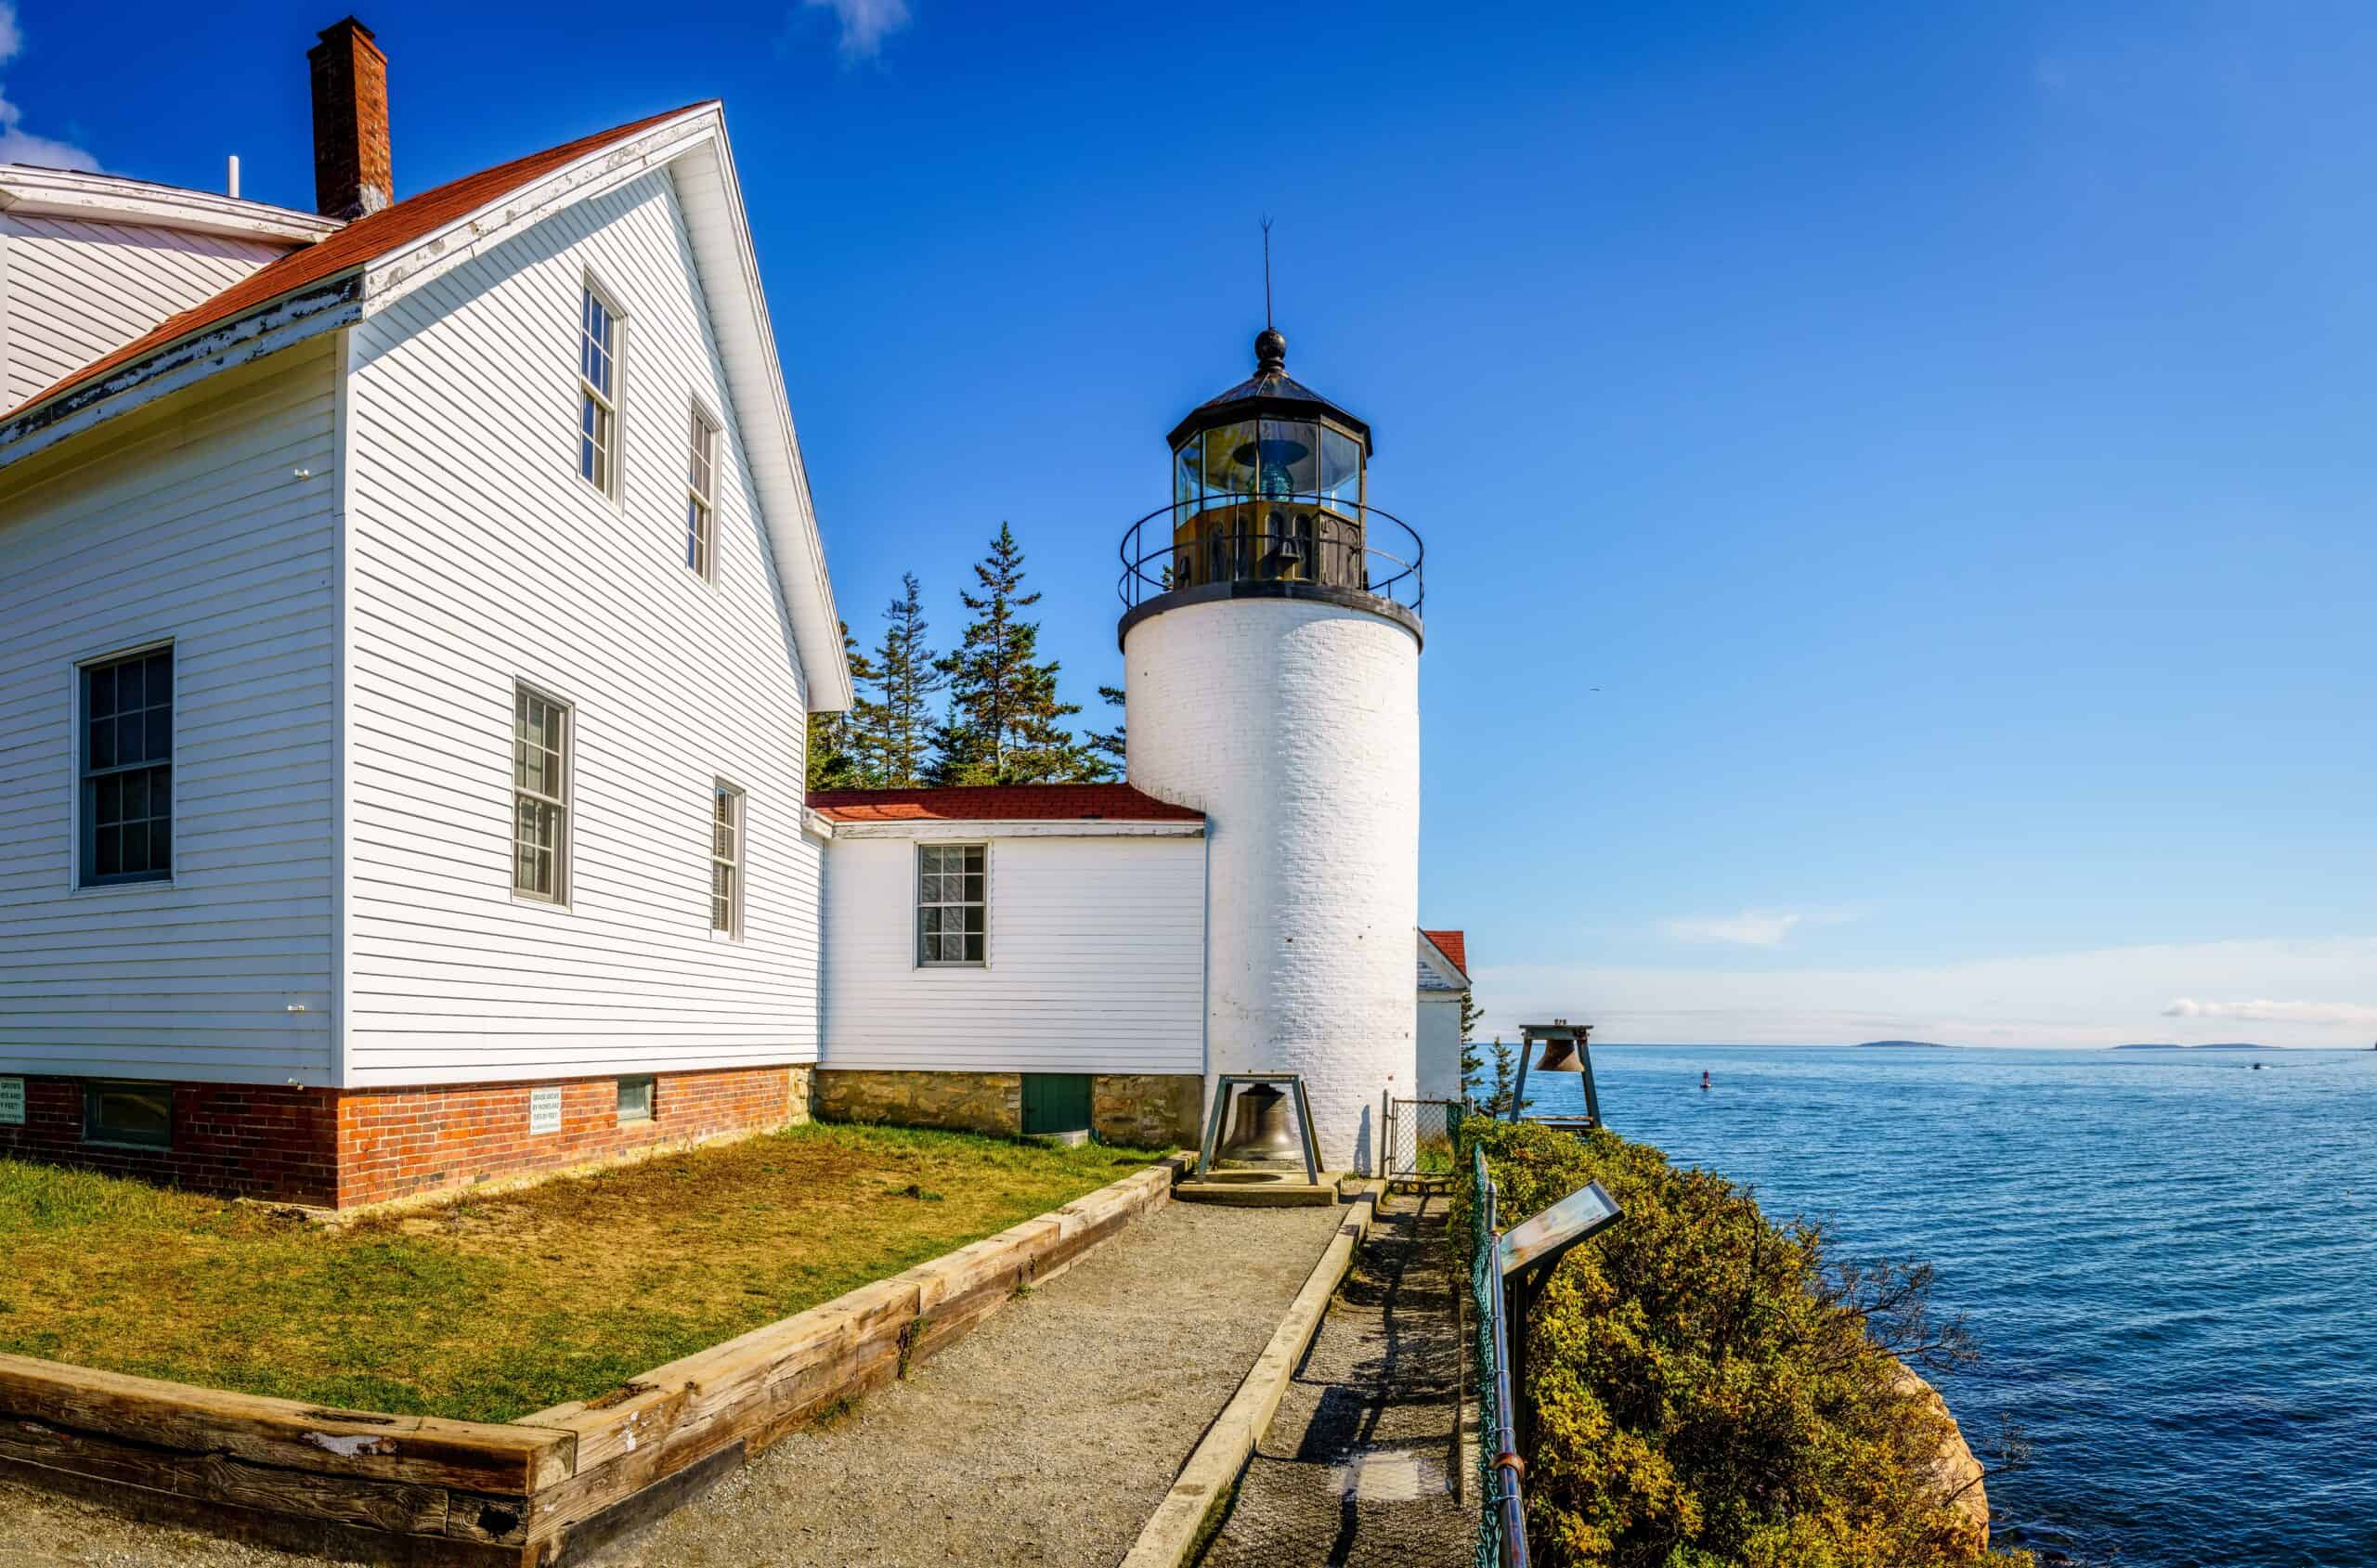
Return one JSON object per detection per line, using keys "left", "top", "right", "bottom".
{"left": 1121, "top": 327, "right": 1423, "bottom": 1173}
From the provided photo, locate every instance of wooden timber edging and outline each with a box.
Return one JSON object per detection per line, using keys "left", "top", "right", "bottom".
{"left": 0, "top": 1153, "right": 1193, "bottom": 1566}
{"left": 1117, "top": 1183, "right": 1381, "bottom": 1568}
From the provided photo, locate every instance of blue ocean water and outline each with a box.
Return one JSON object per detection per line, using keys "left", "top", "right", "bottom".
{"left": 1519, "top": 1045, "right": 2377, "bottom": 1567}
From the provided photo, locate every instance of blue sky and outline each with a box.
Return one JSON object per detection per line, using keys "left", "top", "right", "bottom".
{"left": 15, "top": 1, "right": 2374, "bottom": 1044}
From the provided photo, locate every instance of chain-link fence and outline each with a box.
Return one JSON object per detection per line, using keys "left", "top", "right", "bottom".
{"left": 1382, "top": 1096, "right": 1465, "bottom": 1182}
{"left": 1467, "top": 1144, "right": 1529, "bottom": 1568}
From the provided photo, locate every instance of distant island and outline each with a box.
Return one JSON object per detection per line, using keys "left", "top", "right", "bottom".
{"left": 2112, "top": 1042, "right": 2277, "bottom": 1051}
{"left": 1856, "top": 1040, "right": 1950, "bottom": 1049}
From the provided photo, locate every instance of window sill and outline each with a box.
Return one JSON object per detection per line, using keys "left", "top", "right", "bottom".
{"left": 70, "top": 876, "right": 178, "bottom": 899}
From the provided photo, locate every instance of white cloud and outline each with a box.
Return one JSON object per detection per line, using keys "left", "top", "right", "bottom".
{"left": 802, "top": 0, "right": 913, "bottom": 61}
{"left": 0, "top": 5, "right": 97, "bottom": 172}
{"left": 2163, "top": 997, "right": 2377, "bottom": 1028}
{"left": 1467, "top": 936, "right": 2377, "bottom": 1048}
{"left": 1663, "top": 909, "right": 1850, "bottom": 947}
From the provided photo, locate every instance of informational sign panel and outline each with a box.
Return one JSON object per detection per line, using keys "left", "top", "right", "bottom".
{"left": 529, "top": 1085, "right": 562, "bottom": 1135}
{"left": 1498, "top": 1179, "right": 1621, "bottom": 1277}
{"left": 0, "top": 1076, "right": 22, "bottom": 1126}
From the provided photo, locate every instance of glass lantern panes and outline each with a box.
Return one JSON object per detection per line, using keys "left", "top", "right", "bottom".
{"left": 1202, "top": 420, "right": 1256, "bottom": 499}
{"left": 80, "top": 647, "right": 173, "bottom": 886}
{"left": 916, "top": 843, "right": 986, "bottom": 965}
{"left": 1256, "top": 419, "right": 1318, "bottom": 497}
{"left": 1320, "top": 425, "right": 1361, "bottom": 507}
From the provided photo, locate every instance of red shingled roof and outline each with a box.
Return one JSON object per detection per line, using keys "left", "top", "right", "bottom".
{"left": 808, "top": 784, "right": 1203, "bottom": 823}
{"left": 5, "top": 103, "right": 709, "bottom": 423}
{"left": 1422, "top": 928, "right": 1469, "bottom": 976}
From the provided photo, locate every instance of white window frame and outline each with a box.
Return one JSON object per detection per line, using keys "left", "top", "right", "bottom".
{"left": 578, "top": 278, "right": 626, "bottom": 501}
{"left": 512, "top": 682, "right": 573, "bottom": 906}
{"left": 915, "top": 841, "right": 988, "bottom": 967}
{"left": 710, "top": 780, "right": 745, "bottom": 939}
{"left": 71, "top": 638, "right": 175, "bottom": 893}
{"left": 684, "top": 402, "right": 721, "bottom": 581}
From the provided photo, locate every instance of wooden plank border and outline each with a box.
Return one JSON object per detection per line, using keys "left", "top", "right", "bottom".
{"left": 0, "top": 1154, "right": 1192, "bottom": 1565}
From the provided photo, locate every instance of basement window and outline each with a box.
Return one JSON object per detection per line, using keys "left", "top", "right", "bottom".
{"left": 578, "top": 283, "right": 623, "bottom": 498}
{"left": 84, "top": 1081, "right": 172, "bottom": 1148}
{"left": 916, "top": 843, "right": 986, "bottom": 965}
{"left": 617, "top": 1075, "right": 656, "bottom": 1123}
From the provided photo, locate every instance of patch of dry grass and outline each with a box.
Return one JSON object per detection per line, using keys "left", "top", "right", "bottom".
{"left": 0, "top": 1122, "right": 1163, "bottom": 1423}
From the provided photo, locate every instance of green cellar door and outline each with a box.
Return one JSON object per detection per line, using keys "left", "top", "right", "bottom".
{"left": 1021, "top": 1073, "right": 1092, "bottom": 1135}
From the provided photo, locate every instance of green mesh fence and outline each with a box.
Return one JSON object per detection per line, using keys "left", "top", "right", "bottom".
{"left": 1469, "top": 1142, "right": 1525, "bottom": 1568}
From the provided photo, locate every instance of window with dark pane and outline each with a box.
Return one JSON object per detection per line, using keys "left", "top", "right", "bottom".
{"left": 512, "top": 684, "right": 570, "bottom": 901}
{"left": 711, "top": 783, "right": 743, "bottom": 935}
{"left": 685, "top": 406, "right": 719, "bottom": 578}
{"left": 80, "top": 646, "right": 173, "bottom": 886}
{"left": 578, "top": 286, "right": 620, "bottom": 495}
{"left": 617, "top": 1074, "right": 656, "bottom": 1123}
{"left": 84, "top": 1081, "right": 172, "bottom": 1147}
{"left": 916, "top": 843, "right": 987, "bottom": 965}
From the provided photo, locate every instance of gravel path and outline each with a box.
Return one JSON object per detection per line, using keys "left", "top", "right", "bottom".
{"left": 1198, "top": 1191, "right": 1470, "bottom": 1568}
{"left": 0, "top": 1196, "right": 1345, "bottom": 1567}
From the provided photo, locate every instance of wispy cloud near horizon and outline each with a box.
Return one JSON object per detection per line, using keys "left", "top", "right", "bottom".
{"left": 0, "top": 3, "right": 97, "bottom": 172}
{"left": 1663, "top": 909, "right": 1850, "bottom": 947}
{"left": 801, "top": 0, "right": 914, "bottom": 62}
{"left": 1467, "top": 936, "right": 2377, "bottom": 1048}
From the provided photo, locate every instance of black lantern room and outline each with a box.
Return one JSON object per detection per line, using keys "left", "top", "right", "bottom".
{"left": 1164, "top": 327, "right": 1370, "bottom": 594}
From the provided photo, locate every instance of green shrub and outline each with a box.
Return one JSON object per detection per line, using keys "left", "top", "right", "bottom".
{"left": 1454, "top": 1120, "right": 2030, "bottom": 1568}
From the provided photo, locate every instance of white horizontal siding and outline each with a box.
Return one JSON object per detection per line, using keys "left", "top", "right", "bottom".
{"left": 0, "top": 342, "right": 339, "bottom": 1082}
{"left": 1415, "top": 993, "right": 1463, "bottom": 1101}
{"left": 0, "top": 214, "right": 290, "bottom": 408}
{"left": 819, "top": 834, "right": 1204, "bottom": 1074}
{"left": 341, "top": 167, "right": 820, "bottom": 1087}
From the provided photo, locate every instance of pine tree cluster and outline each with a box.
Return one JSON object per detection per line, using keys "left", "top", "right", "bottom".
{"left": 806, "top": 524, "right": 1116, "bottom": 789}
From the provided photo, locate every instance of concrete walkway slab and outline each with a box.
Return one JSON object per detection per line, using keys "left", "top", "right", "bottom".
{"left": 1197, "top": 1192, "right": 1470, "bottom": 1568}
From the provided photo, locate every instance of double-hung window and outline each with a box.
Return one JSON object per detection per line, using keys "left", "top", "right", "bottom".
{"left": 80, "top": 645, "right": 173, "bottom": 886}
{"left": 710, "top": 783, "right": 744, "bottom": 936}
{"left": 916, "top": 844, "right": 985, "bottom": 965}
{"left": 578, "top": 285, "right": 622, "bottom": 496}
{"left": 685, "top": 407, "right": 719, "bottom": 578}
{"left": 513, "top": 685, "right": 570, "bottom": 902}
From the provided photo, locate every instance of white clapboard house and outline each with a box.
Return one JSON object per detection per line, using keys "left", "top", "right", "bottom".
{"left": 0, "top": 19, "right": 1473, "bottom": 1207}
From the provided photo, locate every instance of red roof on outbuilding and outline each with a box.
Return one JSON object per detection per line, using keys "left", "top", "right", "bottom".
{"left": 5, "top": 103, "right": 708, "bottom": 422}
{"left": 808, "top": 784, "right": 1203, "bottom": 823}
{"left": 1422, "top": 928, "right": 1468, "bottom": 976}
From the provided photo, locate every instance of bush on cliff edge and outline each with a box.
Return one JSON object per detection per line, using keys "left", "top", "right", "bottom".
{"left": 1455, "top": 1119, "right": 2031, "bottom": 1568}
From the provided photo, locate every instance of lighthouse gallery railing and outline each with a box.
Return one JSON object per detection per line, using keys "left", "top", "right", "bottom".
{"left": 1116, "top": 493, "right": 1423, "bottom": 616}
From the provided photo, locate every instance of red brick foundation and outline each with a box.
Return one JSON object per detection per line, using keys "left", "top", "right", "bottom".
{"left": 0, "top": 1065, "right": 811, "bottom": 1210}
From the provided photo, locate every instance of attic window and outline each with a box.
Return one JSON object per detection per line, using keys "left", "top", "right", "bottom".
{"left": 685, "top": 405, "right": 719, "bottom": 579}
{"left": 578, "top": 284, "right": 623, "bottom": 498}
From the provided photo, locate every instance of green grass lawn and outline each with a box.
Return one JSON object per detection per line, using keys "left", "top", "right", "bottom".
{"left": 0, "top": 1122, "right": 1163, "bottom": 1424}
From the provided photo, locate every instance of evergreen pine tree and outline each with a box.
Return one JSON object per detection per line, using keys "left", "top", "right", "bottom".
{"left": 848, "top": 572, "right": 945, "bottom": 787}
{"left": 933, "top": 524, "right": 1101, "bottom": 784}
{"left": 805, "top": 621, "right": 873, "bottom": 790}
{"left": 1457, "top": 987, "right": 1486, "bottom": 1103}
{"left": 1085, "top": 684, "right": 1126, "bottom": 778}
{"left": 1484, "top": 1035, "right": 1530, "bottom": 1119}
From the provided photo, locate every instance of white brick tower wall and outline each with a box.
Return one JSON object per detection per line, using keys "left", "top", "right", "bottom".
{"left": 1124, "top": 595, "right": 1420, "bottom": 1172}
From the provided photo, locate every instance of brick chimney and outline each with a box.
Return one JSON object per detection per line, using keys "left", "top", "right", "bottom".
{"left": 307, "top": 17, "right": 392, "bottom": 219}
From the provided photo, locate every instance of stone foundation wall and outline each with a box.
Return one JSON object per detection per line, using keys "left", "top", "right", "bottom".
{"left": 1092, "top": 1073, "right": 1204, "bottom": 1148}
{"left": 815, "top": 1069, "right": 1204, "bottom": 1148}
{"left": 813, "top": 1069, "right": 1022, "bottom": 1135}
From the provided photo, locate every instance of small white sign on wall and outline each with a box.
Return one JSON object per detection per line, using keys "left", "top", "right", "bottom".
{"left": 0, "top": 1077, "right": 22, "bottom": 1126}
{"left": 528, "top": 1085, "right": 562, "bottom": 1135}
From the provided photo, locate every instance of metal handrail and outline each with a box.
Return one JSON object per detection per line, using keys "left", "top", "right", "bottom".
{"left": 1115, "top": 492, "right": 1424, "bottom": 616}
{"left": 1472, "top": 1145, "right": 1531, "bottom": 1568}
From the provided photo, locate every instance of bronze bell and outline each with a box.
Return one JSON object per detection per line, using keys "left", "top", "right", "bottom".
{"left": 1216, "top": 1082, "right": 1304, "bottom": 1167}
{"left": 1531, "top": 1037, "right": 1589, "bottom": 1072}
